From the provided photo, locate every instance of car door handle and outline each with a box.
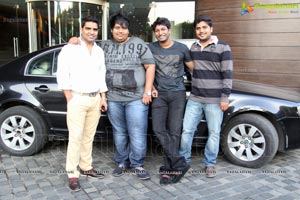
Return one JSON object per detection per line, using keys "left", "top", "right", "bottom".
{"left": 34, "top": 85, "right": 50, "bottom": 92}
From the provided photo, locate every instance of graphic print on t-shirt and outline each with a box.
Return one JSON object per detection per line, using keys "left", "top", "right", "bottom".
{"left": 155, "top": 54, "right": 180, "bottom": 77}
{"left": 106, "top": 69, "right": 137, "bottom": 92}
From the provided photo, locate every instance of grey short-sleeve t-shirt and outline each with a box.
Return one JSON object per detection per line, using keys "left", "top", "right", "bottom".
{"left": 100, "top": 37, "right": 155, "bottom": 101}
{"left": 148, "top": 41, "right": 192, "bottom": 91}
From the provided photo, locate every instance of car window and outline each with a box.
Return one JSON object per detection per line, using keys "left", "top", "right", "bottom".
{"left": 52, "top": 50, "right": 61, "bottom": 76}
{"left": 27, "top": 54, "right": 52, "bottom": 76}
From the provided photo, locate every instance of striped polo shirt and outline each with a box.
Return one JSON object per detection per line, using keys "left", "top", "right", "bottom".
{"left": 190, "top": 36, "right": 233, "bottom": 104}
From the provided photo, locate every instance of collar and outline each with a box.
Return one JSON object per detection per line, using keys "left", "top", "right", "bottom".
{"left": 79, "top": 37, "right": 96, "bottom": 47}
{"left": 196, "top": 35, "right": 218, "bottom": 47}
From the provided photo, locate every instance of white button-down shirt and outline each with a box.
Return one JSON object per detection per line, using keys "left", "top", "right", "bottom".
{"left": 56, "top": 40, "right": 108, "bottom": 93}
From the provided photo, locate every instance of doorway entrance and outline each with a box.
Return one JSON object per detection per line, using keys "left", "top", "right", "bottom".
{"left": 0, "top": 1, "right": 28, "bottom": 64}
{"left": 26, "top": 0, "right": 107, "bottom": 53}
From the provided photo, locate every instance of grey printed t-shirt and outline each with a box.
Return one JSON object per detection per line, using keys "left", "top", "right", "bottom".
{"left": 99, "top": 37, "right": 155, "bottom": 102}
{"left": 148, "top": 41, "right": 192, "bottom": 91}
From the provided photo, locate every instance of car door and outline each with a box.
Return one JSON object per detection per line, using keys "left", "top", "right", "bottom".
{"left": 24, "top": 48, "right": 68, "bottom": 134}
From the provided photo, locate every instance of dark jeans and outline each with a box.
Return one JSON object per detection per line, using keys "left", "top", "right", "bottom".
{"left": 152, "top": 90, "right": 188, "bottom": 171}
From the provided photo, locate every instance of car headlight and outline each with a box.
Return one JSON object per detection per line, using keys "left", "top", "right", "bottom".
{"left": 297, "top": 106, "right": 300, "bottom": 116}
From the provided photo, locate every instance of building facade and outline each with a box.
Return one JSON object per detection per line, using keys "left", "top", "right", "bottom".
{"left": 0, "top": 0, "right": 194, "bottom": 64}
{"left": 195, "top": 0, "right": 300, "bottom": 91}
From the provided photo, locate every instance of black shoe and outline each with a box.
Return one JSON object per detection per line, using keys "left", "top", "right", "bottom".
{"left": 159, "top": 166, "right": 166, "bottom": 174}
{"left": 69, "top": 178, "right": 81, "bottom": 192}
{"left": 160, "top": 174, "right": 173, "bottom": 185}
{"left": 79, "top": 168, "right": 105, "bottom": 179}
{"left": 172, "top": 164, "right": 190, "bottom": 183}
{"left": 131, "top": 167, "right": 150, "bottom": 180}
{"left": 159, "top": 166, "right": 173, "bottom": 185}
{"left": 112, "top": 164, "right": 125, "bottom": 177}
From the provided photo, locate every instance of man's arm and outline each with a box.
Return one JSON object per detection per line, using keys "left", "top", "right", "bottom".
{"left": 63, "top": 90, "right": 73, "bottom": 103}
{"left": 143, "top": 63, "right": 156, "bottom": 105}
{"left": 56, "top": 46, "right": 73, "bottom": 101}
{"left": 100, "top": 92, "right": 107, "bottom": 112}
{"left": 185, "top": 61, "right": 194, "bottom": 73}
{"left": 220, "top": 44, "right": 233, "bottom": 111}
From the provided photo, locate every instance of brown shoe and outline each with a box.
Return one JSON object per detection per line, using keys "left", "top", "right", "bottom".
{"left": 69, "top": 178, "right": 81, "bottom": 191}
{"left": 205, "top": 166, "right": 216, "bottom": 178}
{"left": 79, "top": 168, "right": 105, "bottom": 179}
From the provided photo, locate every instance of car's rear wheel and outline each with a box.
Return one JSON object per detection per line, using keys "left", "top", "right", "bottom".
{"left": 0, "top": 106, "right": 48, "bottom": 156}
{"left": 221, "top": 113, "right": 279, "bottom": 168}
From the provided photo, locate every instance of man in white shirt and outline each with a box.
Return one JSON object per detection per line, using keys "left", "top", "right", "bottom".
{"left": 56, "top": 16, "right": 108, "bottom": 192}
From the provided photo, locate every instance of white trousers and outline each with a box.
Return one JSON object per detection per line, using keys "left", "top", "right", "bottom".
{"left": 66, "top": 93, "right": 100, "bottom": 178}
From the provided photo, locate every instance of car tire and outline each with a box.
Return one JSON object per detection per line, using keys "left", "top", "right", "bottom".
{"left": 0, "top": 106, "right": 48, "bottom": 156}
{"left": 221, "top": 113, "right": 279, "bottom": 168}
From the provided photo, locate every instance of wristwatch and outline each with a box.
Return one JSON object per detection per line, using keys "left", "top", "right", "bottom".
{"left": 145, "top": 90, "right": 151, "bottom": 96}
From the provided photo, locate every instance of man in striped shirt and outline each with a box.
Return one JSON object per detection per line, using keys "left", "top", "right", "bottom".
{"left": 179, "top": 15, "right": 233, "bottom": 178}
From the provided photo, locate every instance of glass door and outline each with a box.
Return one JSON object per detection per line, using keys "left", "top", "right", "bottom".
{"left": 0, "top": 0, "right": 28, "bottom": 65}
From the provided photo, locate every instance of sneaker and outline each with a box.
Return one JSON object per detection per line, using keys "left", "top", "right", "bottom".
{"left": 205, "top": 166, "right": 216, "bottom": 178}
{"left": 112, "top": 164, "right": 125, "bottom": 177}
{"left": 79, "top": 168, "right": 105, "bottom": 179}
{"left": 132, "top": 167, "right": 150, "bottom": 180}
{"left": 69, "top": 178, "right": 81, "bottom": 192}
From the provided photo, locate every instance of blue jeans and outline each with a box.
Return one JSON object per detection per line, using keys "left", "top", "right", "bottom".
{"left": 151, "top": 91, "right": 187, "bottom": 171}
{"left": 107, "top": 99, "right": 148, "bottom": 168}
{"left": 179, "top": 99, "right": 223, "bottom": 166}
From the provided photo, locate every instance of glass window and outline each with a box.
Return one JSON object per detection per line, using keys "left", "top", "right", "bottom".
{"left": 26, "top": 48, "right": 61, "bottom": 77}
{"left": 30, "top": 1, "right": 49, "bottom": 50}
{"left": 28, "top": 1, "right": 105, "bottom": 52}
{"left": 51, "top": 1, "right": 80, "bottom": 45}
{"left": 0, "top": 0, "right": 28, "bottom": 64}
{"left": 108, "top": 1, "right": 194, "bottom": 42}
{"left": 52, "top": 50, "right": 61, "bottom": 76}
{"left": 27, "top": 53, "right": 52, "bottom": 76}
{"left": 148, "top": 1, "right": 195, "bottom": 40}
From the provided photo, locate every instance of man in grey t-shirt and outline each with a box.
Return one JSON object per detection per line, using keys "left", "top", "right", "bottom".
{"left": 99, "top": 13, "right": 155, "bottom": 180}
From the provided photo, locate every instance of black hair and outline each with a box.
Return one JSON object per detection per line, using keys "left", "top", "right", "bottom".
{"left": 151, "top": 17, "right": 171, "bottom": 31}
{"left": 81, "top": 16, "right": 99, "bottom": 28}
{"left": 193, "top": 15, "right": 213, "bottom": 28}
{"left": 109, "top": 13, "right": 130, "bottom": 29}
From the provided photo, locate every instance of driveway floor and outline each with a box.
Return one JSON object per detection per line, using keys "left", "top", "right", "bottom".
{"left": 1, "top": 140, "right": 300, "bottom": 200}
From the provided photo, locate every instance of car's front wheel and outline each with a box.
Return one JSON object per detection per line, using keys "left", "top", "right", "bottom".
{"left": 0, "top": 106, "right": 48, "bottom": 156}
{"left": 221, "top": 113, "right": 279, "bottom": 168}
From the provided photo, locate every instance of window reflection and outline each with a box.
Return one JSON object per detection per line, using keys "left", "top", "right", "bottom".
{"left": 29, "top": 1, "right": 103, "bottom": 52}
{"left": 51, "top": 1, "right": 79, "bottom": 45}
{"left": 30, "top": 1, "right": 48, "bottom": 50}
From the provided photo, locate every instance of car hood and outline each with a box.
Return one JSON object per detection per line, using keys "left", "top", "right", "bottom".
{"left": 232, "top": 79, "right": 300, "bottom": 103}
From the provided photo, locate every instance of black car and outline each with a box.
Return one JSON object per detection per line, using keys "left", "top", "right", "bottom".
{"left": 1, "top": 44, "right": 300, "bottom": 168}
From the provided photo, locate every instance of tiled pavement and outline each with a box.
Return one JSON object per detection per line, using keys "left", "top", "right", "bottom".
{"left": 1, "top": 140, "right": 300, "bottom": 200}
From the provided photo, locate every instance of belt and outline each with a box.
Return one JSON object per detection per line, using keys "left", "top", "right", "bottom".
{"left": 73, "top": 91, "right": 98, "bottom": 97}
